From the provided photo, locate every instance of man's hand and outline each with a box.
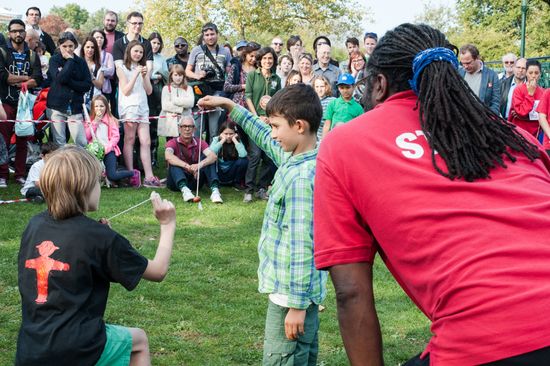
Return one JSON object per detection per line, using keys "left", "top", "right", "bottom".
{"left": 151, "top": 191, "right": 176, "bottom": 225}
{"left": 284, "top": 308, "right": 306, "bottom": 340}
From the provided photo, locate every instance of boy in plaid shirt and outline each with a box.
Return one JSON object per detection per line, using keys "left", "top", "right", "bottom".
{"left": 199, "top": 84, "right": 327, "bottom": 365}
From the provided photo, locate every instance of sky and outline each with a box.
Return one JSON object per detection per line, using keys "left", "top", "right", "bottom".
{"left": 6, "top": 0, "right": 456, "bottom": 37}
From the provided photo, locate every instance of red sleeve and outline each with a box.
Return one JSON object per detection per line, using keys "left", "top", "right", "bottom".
{"left": 165, "top": 138, "right": 177, "bottom": 151}
{"left": 201, "top": 140, "right": 210, "bottom": 151}
{"left": 313, "top": 154, "right": 377, "bottom": 270}
{"left": 512, "top": 85, "right": 535, "bottom": 117}
{"left": 537, "top": 89, "right": 550, "bottom": 115}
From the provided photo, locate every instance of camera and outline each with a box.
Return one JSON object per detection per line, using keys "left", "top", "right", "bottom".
{"left": 203, "top": 66, "right": 217, "bottom": 79}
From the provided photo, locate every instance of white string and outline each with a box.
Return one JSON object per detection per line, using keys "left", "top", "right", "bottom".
{"left": 107, "top": 197, "right": 151, "bottom": 221}
{"left": 196, "top": 112, "right": 204, "bottom": 210}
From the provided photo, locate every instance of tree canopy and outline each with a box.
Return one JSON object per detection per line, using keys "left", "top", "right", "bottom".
{"left": 50, "top": 3, "right": 89, "bottom": 30}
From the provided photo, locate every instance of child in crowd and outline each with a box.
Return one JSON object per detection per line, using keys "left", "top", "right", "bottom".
{"left": 159, "top": 64, "right": 194, "bottom": 139}
{"left": 35, "top": 41, "right": 49, "bottom": 80}
{"left": 117, "top": 40, "right": 161, "bottom": 187}
{"left": 285, "top": 69, "right": 302, "bottom": 87}
{"left": 198, "top": 84, "right": 327, "bottom": 365}
{"left": 321, "top": 73, "right": 363, "bottom": 138}
{"left": 311, "top": 75, "right": 335, "bottom": 141}
{"left": 20, "top": 142, "right": 59, "bottom": 203}
{"left": 209, "top": 121, "right": 248, "bottom": 188}
{"left": 16, "top": 145, "right": 176, "bottom": 365}
{"left": 85, "top": 95, "right": 140, "bottom": 187}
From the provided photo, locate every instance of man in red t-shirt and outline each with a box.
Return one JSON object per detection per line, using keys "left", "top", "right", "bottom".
{"left": 315, "top": 23, "right": 550, "bottom": 365}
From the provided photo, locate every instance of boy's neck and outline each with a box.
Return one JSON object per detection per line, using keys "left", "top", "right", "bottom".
{"left": 341, "top": 95, "right": 353, "bottom": 102}
{"left": 292, "top": 135, "right": 317, "bottom": 156}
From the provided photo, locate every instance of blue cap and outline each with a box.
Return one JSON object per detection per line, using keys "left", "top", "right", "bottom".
{"left": 236, "top": 40, "right": 248, "bottom": 50}
{"left": 337, "top": 73, "right": 355, "bottom": 86}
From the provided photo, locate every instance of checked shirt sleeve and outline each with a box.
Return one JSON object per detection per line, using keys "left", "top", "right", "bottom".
{"left": 229, "top": 105, "right": 285, "bottom": 166}
{"left": 286, "top": 176, "right": 316, "bottom": 309}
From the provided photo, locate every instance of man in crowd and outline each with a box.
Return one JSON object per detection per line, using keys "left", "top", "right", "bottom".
{"left": 500, "top": 57, "right": 527, "bottom": 119}
{"left": 363, "top": 32, "right": 377, "bottom": 58}
{"left": 25, "top": 7, "right": 55, "bottom": 55}
{"left": 112, "top": 11, "right": 153, "bottom": 71}
{"left": 340, "top": 37, "right": 360, "bottom": 73}
{"left": 103, "top": 10, "right": 124, "bottom": 55}
{"left": 499, "top": 52, "right": 517, "bottom": 80}
{"left": 185, "top": 22, "right": 231, "bottom": 142}
{"left": 270, "top": 36, "right": 284, "bottom": 58}
{"left": 0, "top": 19, "right": 42, "bottom": 188}
{"left": 315, "top": 22, "right": 550, "bottom": 366}
{"left": 166, "top": 37, "right": 189, "bottom": 71}
{"left": 24, "top": 28, "right": 39, "bottom": 51}
{"left": 459, "top": 44, "right": 501, "bottom": 114}
{"left": 313, "top": 43, "right": 341, "bottom": 97}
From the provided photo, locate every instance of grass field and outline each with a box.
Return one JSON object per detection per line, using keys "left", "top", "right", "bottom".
{"left": 0, "top": 161, "right": 430, "bottom": 365}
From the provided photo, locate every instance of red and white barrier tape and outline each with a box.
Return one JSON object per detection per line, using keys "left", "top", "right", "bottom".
{"left": 0, "top": 198, "right": 31, "bottom": 204}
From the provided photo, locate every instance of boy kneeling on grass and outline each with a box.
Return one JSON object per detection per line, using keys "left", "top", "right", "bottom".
{"left": 199, "top": 84, "right": 328, "bottom": 365}
{"left": 16, "top": 145, "right": 176, "bottom": 366}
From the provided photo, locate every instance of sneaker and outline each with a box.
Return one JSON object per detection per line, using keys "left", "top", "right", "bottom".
{"left": 243, "top": 192, "right": 253, "bottom": 203}
{"left": 255, "top": 188, "right": 269, "bottom": 201}
{"left": 129, "top": 169, "right": 141, "bottom": 188}
{"left": 210, "top": 188, "right": 223, "bottom": 204}
{"left": 0, "top": 178, "right": 6, "bottom": 188}
{"left": 143, "top": 176, "right": 162, "bottom": 188}
{"left": 32, "top": 195, "right": 44, "bottom": 204}
{"left": 181, "top": 187, "right": 195, "bottom": 202}
{"left": 15, "top": 177, "right": 26, "bottom": 185}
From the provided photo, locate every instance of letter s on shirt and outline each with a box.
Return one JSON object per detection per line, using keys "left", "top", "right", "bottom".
{"left": 395, "top": 131, "right": 424, "bottom": 159}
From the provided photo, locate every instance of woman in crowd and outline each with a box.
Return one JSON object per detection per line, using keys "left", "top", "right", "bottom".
{"left": 243, "top": 47, "right": 281, "bottom": 202}
{"left": 286, "top": 35, "right": 304, "bottom": 71}
{"left": 348, "top": 50, "right": 367, "bottom": 102}
{"left": 285, "top": 70, "right": 302, "bottom": 87}
{"left": 311, "top": 75, "right": 335, "bottom": 141}
{"left": 80, "top": 36, "right": 104, "bottom": 109}
{"left": 159, "top": 64, "right": 194, "bottom": 140}
{"left": 298, "top": 52, "right": 314, "bottom": 85}
{"left": 509, "top": 59, "right": 545, "bottom": 138}
{"left": 224, "top": 42, "right": 260, "bottom": 108}
{"left": 90, "top": 29, "right": 115, "bottom": 97}
{"left": 47, "top": 32, "right": 91, "bottom": 147}
{"left": 148, "top": 32, "right": 169, "bottom": 167}
{"left": 277, "top": 54, "right": 293, "bottom": 86}
{"left": 209, "top": 121, "right": 248, "bottom": 188}
{"left": 117, "top": 40, "right": 160, "bottom": 187}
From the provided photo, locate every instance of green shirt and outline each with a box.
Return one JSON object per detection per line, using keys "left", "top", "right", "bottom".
{"left": 230, "top": 105, "right": 327, "bottom": 309}
{"left": 324, "top": 96, "right": 364, "bottom": 130}
{"left": 245, "top": 69, "right": 281, "bottom": 116}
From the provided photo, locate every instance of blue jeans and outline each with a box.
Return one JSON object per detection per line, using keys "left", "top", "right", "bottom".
{"left": 218, "top": 158, "right": 248, "bottom": 185}
{"left": 103, "top": 151, "right": 133, "bottom": 181}
{"left": 166, "top": 162, "right": 219, "bottom": 192}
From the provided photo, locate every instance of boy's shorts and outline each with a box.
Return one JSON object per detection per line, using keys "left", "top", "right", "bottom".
{"left": 95, "top": 324, "right": 132, "bottom": 366}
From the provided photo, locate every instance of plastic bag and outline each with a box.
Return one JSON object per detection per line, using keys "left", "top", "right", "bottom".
{"left": 15, "top": 90, "right": 37, "bottom": 137}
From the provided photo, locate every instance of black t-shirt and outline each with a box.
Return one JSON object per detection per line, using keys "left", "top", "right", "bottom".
{"left": 112, "top": 34, "right": 154, "bottom": 62}
{"left": 16, "top": 211, "right": 148, "bottom": 366}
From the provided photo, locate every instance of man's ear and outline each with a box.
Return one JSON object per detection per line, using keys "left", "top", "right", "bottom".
{"left": 373, "top": 73, "right": 390, "bottom": 104}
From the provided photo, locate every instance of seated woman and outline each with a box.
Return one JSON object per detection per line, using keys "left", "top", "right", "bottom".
{"left": 209, "top": 121, "right": 248, "bottom": 189}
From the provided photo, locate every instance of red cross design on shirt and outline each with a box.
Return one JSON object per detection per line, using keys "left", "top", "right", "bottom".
{"left": 25, "top": 241, "right": 70, "bottom": 304}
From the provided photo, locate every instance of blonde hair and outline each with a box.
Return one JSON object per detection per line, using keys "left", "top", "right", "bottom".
{"left": 169, "top": 64, "right": 187, "bottom": 88}
{"left": 41, "top": 146, "right": 102, "bottom": 220}
{"left": 311, "top": 75, "right": 332, "bottom": 98}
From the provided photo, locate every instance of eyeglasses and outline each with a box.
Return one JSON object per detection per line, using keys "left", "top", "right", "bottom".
{"left": 128, "top": 21, "right": 143, "bottom": 26}
{"left": 179, "top": 125, "right": 195, "bottom": 129}
{"left": 174, "top": 43, "right": 188, "bottom": 48}
{"left": 504, "top": 61, "right": 515, "bottom": 64}
{"left": 9, "top": 29, "right": 26, "bottom": 34}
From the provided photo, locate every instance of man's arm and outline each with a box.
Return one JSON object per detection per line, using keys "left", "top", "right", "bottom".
{"left": 330, "top": 262, "right": 383, "bottom": 366}
{"left": 489, "top": 71, "right": 501, "bottom": 115}
{"left": 165, "top": 146, "right": 191, "bottom": 171}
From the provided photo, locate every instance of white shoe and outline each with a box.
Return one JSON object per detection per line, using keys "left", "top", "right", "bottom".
{"left": 0, "top": 178, "right": 6, "bottom": 188}
{"left": 210, "top": 188, "right": 223, "bottom": 204}
{"left": 243, "top": 193, "right": 253, "bottom": 203}
{"left": 181, "top": 187, "right": 195, "bottom": 202}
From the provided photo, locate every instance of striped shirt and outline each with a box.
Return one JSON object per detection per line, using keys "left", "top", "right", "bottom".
{"left": 230, "top": 105, "right": 327, "bottom": 309}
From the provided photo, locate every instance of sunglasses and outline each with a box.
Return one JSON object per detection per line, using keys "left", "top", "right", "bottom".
{"left": 175, "top": 43, "right": 188, "bottom": 48}
{"left": 504, "top": 61, "right": 515, "bottom": 64}
{"left": 272, "top": 42, "right": 283, "bottom": 46}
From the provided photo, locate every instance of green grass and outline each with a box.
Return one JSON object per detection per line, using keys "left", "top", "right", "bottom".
{"left": 0, "top": 159, "right": 430, "bottom": 365}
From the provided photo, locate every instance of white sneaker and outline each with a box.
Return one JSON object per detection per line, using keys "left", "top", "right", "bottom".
{"left": 243, "top": 193, "right": 253, "bottom": 203}
{"left": 210, "top": 188, "right": 223, "bottom": 204}
{"left": 0, "top": 178, "right": 6, "bottom": 188}
{"left": 181, "top": 187, "right": 195, "bottom": 202}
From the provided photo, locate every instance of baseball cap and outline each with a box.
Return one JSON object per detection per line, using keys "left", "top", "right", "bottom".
{"left": 337, "top": 73, "right": 355, "bottom": 86}
{"left": 236, "top": 40, "right": 248, "bottom": 50}
{"left": 201, "top": 22, "right": 218, "bottom": 33}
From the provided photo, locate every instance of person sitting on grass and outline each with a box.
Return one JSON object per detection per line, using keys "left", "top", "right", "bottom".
{"left": 164, "top": 115, "right": 223, "bottom": 203}
{"left": 321, "top": 73, "right": 363, "bottom": 138}
{"left": 198, "top": 83, "right": 328, "bottom": 366}
{"left": 20, "top": 142, "right": 59, "bottom": 203}
{"left": 85, "top": 95, "right": 140, "bottom": 187}
{"left": 209, "top": 120, "right": 248, "bottom": 189}
{"left": 16, "top": 145, "right": 176, "bottom": 366}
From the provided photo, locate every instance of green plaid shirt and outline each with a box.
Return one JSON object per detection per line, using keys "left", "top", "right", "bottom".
{"left": 230, "top": 106, "right": 327, "bottom": 309}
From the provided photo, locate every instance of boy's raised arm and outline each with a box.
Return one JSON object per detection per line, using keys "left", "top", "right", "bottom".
{"left": 142, "top": 192, "right": 176, "bottom": 282}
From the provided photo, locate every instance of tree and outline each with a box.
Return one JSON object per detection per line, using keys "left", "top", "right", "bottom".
{"left": 39, "top": 15, "right": 70, "bottom": 45}
{"left": 80, "top": 8, "right": 109, "bottom": 35}
{"left": 414, "top": 1, "right": 459, "bottom": 37}
{"left": 50, "top": 3, "right": 90, "bottom": 30}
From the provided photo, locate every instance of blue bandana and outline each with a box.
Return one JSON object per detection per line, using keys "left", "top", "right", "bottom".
{"left": 409, "top": 47, "right": 458, "bottom": 95}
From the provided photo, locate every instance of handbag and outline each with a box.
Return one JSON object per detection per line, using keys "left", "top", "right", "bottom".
{"left": 15, "top": 90, "right": 37, "bottom": 137}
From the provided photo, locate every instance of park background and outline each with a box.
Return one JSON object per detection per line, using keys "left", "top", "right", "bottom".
{"left": 1, "top": 0, "right": 550, "bottom": 364}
